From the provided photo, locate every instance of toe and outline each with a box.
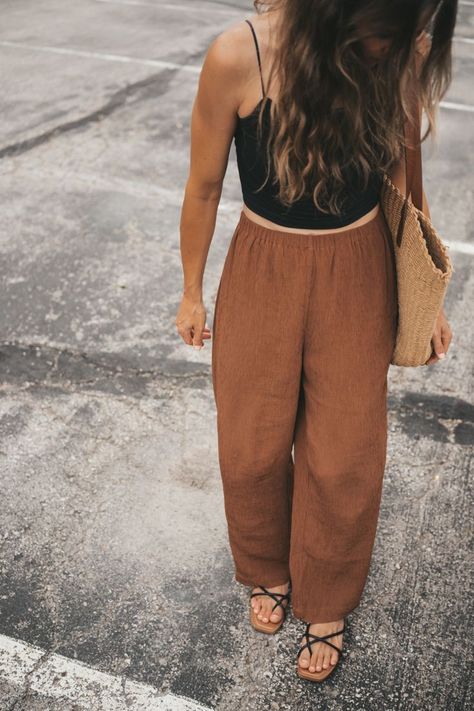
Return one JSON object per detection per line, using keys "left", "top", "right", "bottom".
{"left": 322, "top": 648, "right": 331, "bottom": 669}
{"left": 314, "top": 647, "right": 324, "bottom": 672}
{"left": 251, "top": 590, "right": 261, "bottom": 612}
{"left": 299, "top": 650, "right": 310, "bottom": 668}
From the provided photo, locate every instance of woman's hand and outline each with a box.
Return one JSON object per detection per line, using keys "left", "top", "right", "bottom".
{"left": 425, "top": 305, "right": 453, "bottom": 365}
{"left": 175, "top": 292, "right": 212, "bottom": 349}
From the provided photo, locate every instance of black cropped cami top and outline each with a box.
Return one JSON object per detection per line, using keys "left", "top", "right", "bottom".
{"left": 233, "top": 19, "right": 383, "bottom": 229}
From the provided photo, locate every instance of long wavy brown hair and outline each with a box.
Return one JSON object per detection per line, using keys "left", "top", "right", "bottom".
{"left": 252, "top": 0, "right": 457, "bottom": 215}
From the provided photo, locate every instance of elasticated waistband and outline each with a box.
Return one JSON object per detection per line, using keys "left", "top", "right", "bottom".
{"left": 236, "top": 204, "right": 387, "bottom": 248}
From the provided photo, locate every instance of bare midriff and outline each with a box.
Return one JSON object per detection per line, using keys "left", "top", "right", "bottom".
{"left": 242, "top": 202, "right": 380, "bottom": 235}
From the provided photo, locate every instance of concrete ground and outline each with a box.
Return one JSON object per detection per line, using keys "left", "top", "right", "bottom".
{"left": 0, "top": 1, "right": 473, "bottom": 709}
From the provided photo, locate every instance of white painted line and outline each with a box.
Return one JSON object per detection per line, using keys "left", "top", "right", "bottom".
{"left": 0, "top": 633, "right": 213, "bottom": 711}
{"left": 460, "top": 1, "right": 474, "bottom": 6}
{"left": 0, "top": 40, "right": 202, "bottom": 73}
{"left": 440, "top": 100, "right": 474, "bottom": 112}
{"left": 444, "top": 240, "right": 474, "bottom": 256}
{"left": 2, "top": 41, "right": 474, "bottom": 117}
{"left": 454, "top": 36, "right": 474, "bottom": 43}
{"left": 94, "top": 0, "right": 240, "bottom": 13}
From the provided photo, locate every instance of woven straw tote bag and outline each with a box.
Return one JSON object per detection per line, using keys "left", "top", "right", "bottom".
{"left": 380, "top": 88, "right": 454, "bottom": 367}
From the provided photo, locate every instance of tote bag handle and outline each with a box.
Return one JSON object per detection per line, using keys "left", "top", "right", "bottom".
{"left": 405, "top": 87, "right": 423, "bottom": 211}
{"left": 396, "top": 81, "right": 424, "bottom": 247}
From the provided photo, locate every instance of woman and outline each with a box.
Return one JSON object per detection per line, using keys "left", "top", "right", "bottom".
{"left": 176, "top": 0, "right": 455, "bottom": 683}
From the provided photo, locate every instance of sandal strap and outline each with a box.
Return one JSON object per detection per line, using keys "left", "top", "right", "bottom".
{"left": 303, "top": 623, "right": 346, "bottom": 641}
{"left": 250, "top": 585, "right": 291, "bottom": 615}
{"left": 297, "top": 638, "right": 342, "bottom": 659}
{"left": 296, "top": 623, "right": 346, "bottom": 659}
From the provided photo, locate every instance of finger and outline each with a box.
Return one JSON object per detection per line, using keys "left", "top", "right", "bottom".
{"left": 177, "top": 325, "right": 194, "bottom": 346}
{"left": 192, "top": 327, "right": 205, "bottom": 348}
{"left": 182, "top": 332, "right": 194, "bottom": 346}
{"left": 424, "top": 344, "right": 439, "bottom": 366}
{"left": 441, "top": 326, "right": 452, "bottom": 352}
{"left": 431, "top": 332, "right": 446, "bottom": 360}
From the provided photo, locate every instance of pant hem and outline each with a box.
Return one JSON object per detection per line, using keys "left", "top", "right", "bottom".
{"left": 234, "top": 571, "right": 291, "bottom": 589}
{"left": 292, "top": 604, "right": 357, "bottom": 624}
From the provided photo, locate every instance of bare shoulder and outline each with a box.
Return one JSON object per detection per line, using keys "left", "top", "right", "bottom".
{"left": 202, "top": 18, "right": 257, "bottom": 93}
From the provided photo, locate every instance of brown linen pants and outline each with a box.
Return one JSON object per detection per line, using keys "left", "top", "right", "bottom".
{"left": 211, "top": 206, "right": 398, "bottom": 623}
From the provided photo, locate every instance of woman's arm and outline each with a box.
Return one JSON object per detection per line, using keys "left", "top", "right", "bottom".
{"left": 176, "top": 27, "right": 243, "bottom": 348}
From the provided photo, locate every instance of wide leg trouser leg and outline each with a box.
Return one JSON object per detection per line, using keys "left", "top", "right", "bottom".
{"left": 212, "top": 221, "right": 310, "bottom": 588}
{"left": 289, "top": 211, "right": 398, "bottom": 622}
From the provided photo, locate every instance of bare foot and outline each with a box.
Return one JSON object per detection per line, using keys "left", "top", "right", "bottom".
{"left": 250, "top": 582, "right": 290, "bottom": 624}
{"left": 297, "top": 620, "right": 344, "bottom": 672}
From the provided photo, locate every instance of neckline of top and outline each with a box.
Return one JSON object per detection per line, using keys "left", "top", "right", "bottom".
{"left": 237, "top": 96, "right": 271, "bottom": 122}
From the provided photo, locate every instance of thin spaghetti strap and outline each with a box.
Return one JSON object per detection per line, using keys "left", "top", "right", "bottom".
{"left": 245, "top": 19, "right": 266, "bottom": 99}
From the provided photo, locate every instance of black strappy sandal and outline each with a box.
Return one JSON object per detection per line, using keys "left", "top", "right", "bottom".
{"left": 249, "top": 583, "right": 292, "bottom": 634}
{"left": 296, "top": 621, "right": 346, "bottom": 681}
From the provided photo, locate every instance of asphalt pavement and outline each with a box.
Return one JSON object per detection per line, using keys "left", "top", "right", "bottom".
{"left": 0, "top": 1, "right": 473, "bottom": 709}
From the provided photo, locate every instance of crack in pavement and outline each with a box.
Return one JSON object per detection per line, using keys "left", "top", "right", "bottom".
{"left": 7, "top": 648, "right": 53, "bottom": 711}
{"left": 0, "top": 341, "right": 210, "bottom": 394}
{"left": 0, "top": 66, "right": 177, "bottom": 160}
{"left": 1, "top": 343, "right": 472, "bottom": 445}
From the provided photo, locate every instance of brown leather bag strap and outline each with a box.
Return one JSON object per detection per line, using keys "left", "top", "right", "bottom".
{"left": 395, "top": 77, "right": 424, "bottom": 247}
{"left": 404, "top": 75, "right": 424, "bottom": 212}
